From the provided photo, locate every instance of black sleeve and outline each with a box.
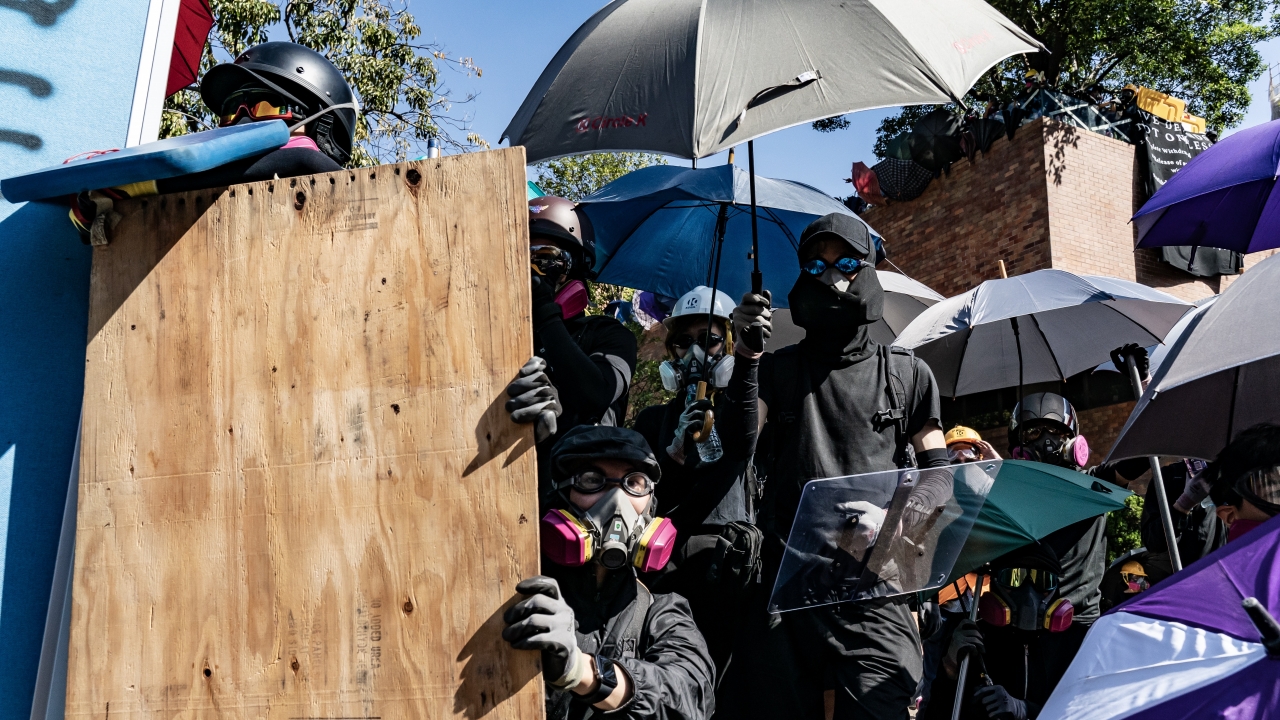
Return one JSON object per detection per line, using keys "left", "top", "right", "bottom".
{"left": 540, "top": 316, "right": 637, "bottom": 426}
{"left": 612, "top": 593, "right": 716, "bottom": 720}
{"left": 906, "top": 356, "right": 943, "bottom": 438}
{"left": 714, "top": 353, "right": 760, "bottom": 462}
{"left": 632, "top": 404, "right": 667, "bottom": 459}
{"left": 157, "top": 147, "right": 343, "bottom": 194}
{"left": 1090, "top": 457, "right": 1151, "bottom": 485}
{"left": 757, "top": 352, "right": 776, "bottom": 413}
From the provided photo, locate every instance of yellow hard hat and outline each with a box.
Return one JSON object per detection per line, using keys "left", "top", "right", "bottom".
{"left": 946, "top": 426, "right": 982, "bottom": 447}
{"left": 1120, "top": 561, "right": 1147, "bottom": 577}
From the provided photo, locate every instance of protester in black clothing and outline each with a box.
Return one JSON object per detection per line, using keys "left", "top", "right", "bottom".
{"left": 505, "top": 197, "right": 638, "bottom": 500}
{"left": 504, "top": 425, "right": 715, "bottom": 720}
{"left": 1208, "top": 423, "right": 1280, "bottom": 543}
{"left": 716, "top": 213, "right": 949, "bottom": 720}
{"left": 923, "top": 543, "right": 1085, "bottom": 720}
{"left": 632, "top": 285, "right": 762, "bottom": 674}
{"left": 71, "top": 42, "right": 353, "bottom": 243}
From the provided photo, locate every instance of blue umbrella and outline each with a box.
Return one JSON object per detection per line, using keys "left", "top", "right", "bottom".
{"left": 1134, "top": 119, "right": 1280, "bottom": 253}
{"left": 580, "top": 164, "right": 880, "bottom": 307}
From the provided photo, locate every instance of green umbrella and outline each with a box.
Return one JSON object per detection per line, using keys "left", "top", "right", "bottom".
{"left": 949, "top": 460, "right": 1131, "bottom": 582}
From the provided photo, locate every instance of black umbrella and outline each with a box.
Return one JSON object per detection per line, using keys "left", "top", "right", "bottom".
{"left": 910, "top": 109, "right": 964, "bottom": 175}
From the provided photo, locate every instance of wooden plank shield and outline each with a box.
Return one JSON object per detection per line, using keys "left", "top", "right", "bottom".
{"left": 69, "top": 148, "right": 544, "bottom": 719}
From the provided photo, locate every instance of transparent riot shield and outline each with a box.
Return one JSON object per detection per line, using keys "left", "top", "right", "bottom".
{"left": 768, "top": 461, "right": 999, "bottom": 613}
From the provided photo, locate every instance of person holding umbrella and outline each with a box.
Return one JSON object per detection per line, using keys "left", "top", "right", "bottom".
{"left": 632, "top": 285, "right": 763, "bottom": 676}
{"left": 506, "top": 197, "right": 639, "bottom": 501}
{"left": 718, "top": 212, "right": 949, "bottom": 720}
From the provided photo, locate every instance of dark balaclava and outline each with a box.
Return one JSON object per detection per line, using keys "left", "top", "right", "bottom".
{"left": 789, "top": 214, "right": 884, "bottom": 363}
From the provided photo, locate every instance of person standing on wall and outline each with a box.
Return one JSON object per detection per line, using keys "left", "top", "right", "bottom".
{"left": 716, "top": 213, "right": 949, "bottom": 720}
{"left": 504, "top": 197, "right": 638, "bottom": 503}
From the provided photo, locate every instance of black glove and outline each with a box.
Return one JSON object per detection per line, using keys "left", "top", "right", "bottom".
{"left": 502, "top": 576, "right": 586, "bottom": 688}
{"left": 506, "top": 356, "right": 563, "bottom": 442}
{"left": 973, "top": 684, "right": 1028, "bottom": 720}
{"left": 1110, "top": 343, "right": 1149, "bottom": 380}
{"left": 945, "top": 619, "right": 985, "bottom": 672}
{"left": 731, "top": 290, "right": 772, "bottom": 353}
{"left": 531, "top": 274, "right": 564, "bottom": 330}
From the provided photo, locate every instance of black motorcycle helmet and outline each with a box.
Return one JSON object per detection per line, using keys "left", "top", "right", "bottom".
{"left": 201, "top": 42, "right": 359, "bottom": 165}
{"left": 1009, "top": 392, "right": 1079, "bottom": 439}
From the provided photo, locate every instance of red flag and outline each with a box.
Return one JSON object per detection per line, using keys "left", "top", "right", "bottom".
{"left": 166, "top": 0, "right": 214, "bottom": 97}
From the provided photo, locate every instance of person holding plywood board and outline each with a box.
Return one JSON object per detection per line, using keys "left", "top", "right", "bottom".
{"left": 506, "top": 425, "right": 716, "bottom": 720}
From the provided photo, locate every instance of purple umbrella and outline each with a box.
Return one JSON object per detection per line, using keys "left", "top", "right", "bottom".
{"left": 1039, "top": 514, "right": 1280, "bottom": 719}
{"left": 1134, "top": 119, "right": 1280, "bottom": 253}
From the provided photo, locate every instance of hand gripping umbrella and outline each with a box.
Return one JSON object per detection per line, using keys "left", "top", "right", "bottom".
{"left": 503, "top": 0, "right": 1041, "bottom": 310}
{"left": 1039, "top": 513, "right": 1280, "bottom": 720}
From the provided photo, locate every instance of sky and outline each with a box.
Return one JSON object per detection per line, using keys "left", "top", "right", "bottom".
{"left": 423, "top": 1, "right": 1280, "bottom": 198}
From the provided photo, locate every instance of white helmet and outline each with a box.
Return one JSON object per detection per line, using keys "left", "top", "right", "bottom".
{"left": 662, "top": 286, "right": 736, "bottom": 330}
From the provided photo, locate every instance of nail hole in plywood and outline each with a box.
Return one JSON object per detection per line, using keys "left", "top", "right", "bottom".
{"left": 403, "top": 600, "right": 414, "bottom": 613}
{"left": 406, "top": 169, "right": 421, "bottom": 186}
{"left": 294, "top": 191, "right": 306, "bottom": 210}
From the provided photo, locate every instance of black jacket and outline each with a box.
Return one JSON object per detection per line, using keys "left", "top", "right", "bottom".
{"left": 545, "top": 563, "right": 716, "bottom": 720}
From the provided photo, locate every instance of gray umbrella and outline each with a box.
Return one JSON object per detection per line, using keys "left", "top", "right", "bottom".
{"left": 501, "top": 0, "right": 1041, "bottom": 162}
{"left": 1108, "top": 253, "right": 1280, "bottom": 462}
{"left": 892, "top": 270, "right": 1191, "bottom": 398}
{"left": 766, "top": 271, "right": 945, "bottom": 350}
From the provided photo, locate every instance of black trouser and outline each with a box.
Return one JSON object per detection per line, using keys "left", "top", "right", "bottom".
{"left": 715, "top": 542, "right": 922, "bottom": 720}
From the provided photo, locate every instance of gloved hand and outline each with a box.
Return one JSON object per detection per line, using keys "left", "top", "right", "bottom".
{"left": 506, "top": 357, "right": 562, "bottom": 442}
{"left": 502, "top": 575, "right": 587, "bottom": 689}
{"left": 732, "top": 290, "right": 773, "bottom": 354}
{"left": 531, "top": 274, "right": 563, "bottom": 329}
{"left": 69, "top": 190, "right": 122, "bottom": 246}
{"left": 973, "top": 684, "right": 1027, "bottom": 720}
{"left": 667, "top": 398, "right": 712, "bottom": 463}
{"left": 1110, "top": 343, "right": 1149, "bottom": 380}
{"left": 944, "top": 619, "right": 984, "bottom": 675}
{"left": 834, "top": 500, "right": 886, "bottom": 561}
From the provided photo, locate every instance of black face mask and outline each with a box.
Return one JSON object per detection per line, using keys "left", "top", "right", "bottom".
{"left": 788, "top": 268, "right": 885, "bottom": 361}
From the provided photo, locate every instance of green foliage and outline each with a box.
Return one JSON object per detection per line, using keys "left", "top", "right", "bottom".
{"left": 812, "top": 115, "right": 851, "bottom": 133}
{"left": 160, "top": 0, "right": 487, "bottom": 165}
{"left": 532, "top": 152, "right": 668, "bottom": 202}
{"left": 532, "top": 152, "right": 676, "bottom": 424}
{"left": 853, "top": 0, "right": 1280, "bottom": 155}
{"left": 1106, "top": 494, "right": 1145, "bottom": 564}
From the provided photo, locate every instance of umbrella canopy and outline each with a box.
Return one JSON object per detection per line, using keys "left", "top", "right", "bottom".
{"left": 766, "top": 272, "right": 945, "bottom": 348}
{"left": 1135, "top": 119, "right": 1280, "bottom": 254}
{"left": 1039, "top": 514, "right": 1280, "bottom": 719}
{"left": 893, "top": 270, "right": 1191, "bottom": 397}
{"left": 502, "top": 0, "right": 1041, "bottom": 162}
{"left": 1108, "top": 253, "right": 1280, "bottom": 461}
{"left": 580, "top": 163, "right": 876, "bottom": 306}
{"left": 1093, "top": 295, "right": 1217, "bottom": 375}
{"left": 948, "top": 460, "right": 1130, "bottom": 582}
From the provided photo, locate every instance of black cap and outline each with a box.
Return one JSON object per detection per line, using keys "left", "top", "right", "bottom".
{"left": 550, "top": 425, "right": 662, "bottom": 484}
{"left": 798, "top": 213, "right": 872, "bottom": 259}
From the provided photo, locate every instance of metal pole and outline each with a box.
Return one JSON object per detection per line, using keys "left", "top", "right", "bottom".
{"left": 748, "top": 140, "right": 762, "bottom": 295}
{"left": 1125, "top": 353, "right": 1183, "bottom": 572}
{"left": 951, "top": 570, "right": 986, "bottom": 720}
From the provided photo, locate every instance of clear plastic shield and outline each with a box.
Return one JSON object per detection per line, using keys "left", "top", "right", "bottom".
{"left": 768, "top": 461, "right": 999, "bottom": 613}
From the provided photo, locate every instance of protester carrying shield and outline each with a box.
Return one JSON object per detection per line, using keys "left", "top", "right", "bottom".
{"left": 504, "top": 425, "right": 715, "bottom": 720}
{"left": 717, "top": 212, "right": 948, "bottom": 720}
{"left": 922, "top": 543, "right": 1083, "bottom": 720}
{"left": 506, "top": 197, "right": 638, "bottom": 500}
{"left": 632, "top": 285, "right": 763, "bottom": 674}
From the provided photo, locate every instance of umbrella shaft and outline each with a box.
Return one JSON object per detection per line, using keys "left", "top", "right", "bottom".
{"left": 1126, "top": 355, "right": 1183, "bottom": 572}
{"left": 951, "top": 571, "right": 985, "bottom": 720}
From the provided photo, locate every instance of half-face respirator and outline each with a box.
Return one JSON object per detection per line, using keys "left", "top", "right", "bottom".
{"left": 1010, "top": 428, "right": 1090, "bottom": 469}
{"left": 979, "top": 567, "right": 1074, "bottom": 632}
{"left": 541, "top": 488, "right": 677, "bottom": 573}
{"left": 659, "top": 344, "right": 735, "bottom": 393}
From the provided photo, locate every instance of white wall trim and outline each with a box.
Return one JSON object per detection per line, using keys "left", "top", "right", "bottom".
{"left": 125, "top": 0, "right": 185, "bottom": 147}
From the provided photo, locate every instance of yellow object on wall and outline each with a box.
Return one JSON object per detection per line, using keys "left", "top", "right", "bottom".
{"left": 1125, "top": 84, "right": 1206, "bottom": 133}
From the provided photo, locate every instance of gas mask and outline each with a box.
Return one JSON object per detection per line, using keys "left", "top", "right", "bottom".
{"left": 659, "top": 344, "right": 735, "bottom": 392}
{"left": 1011, "top": 427, "right": 1090, "bottom": 469}
{"left": 541, "top": 488, "right": 677, "bottom": 573}
{"left": 979, "top": 567, "right": 1074, "bottom": 632}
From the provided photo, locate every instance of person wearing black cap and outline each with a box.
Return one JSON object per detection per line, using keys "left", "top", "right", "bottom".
{"left": 922, "top": 543, "right": 1084, "bottom": 720}
{"left": 717, "top": 212, "right": 948, "bottom": 719}
{"left": 503, "top": 425, "right": 715, "bottom": 720}
{"left": 505, "top": 197, "right": 638, "bottom": 503}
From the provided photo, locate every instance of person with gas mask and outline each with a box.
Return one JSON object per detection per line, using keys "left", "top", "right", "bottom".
{"left": 716, "top": 213, "right": 949, "bottom": 720}
{"left": 631, "top": 286, "right": 762, "bottom": 675}
{"left": 922, "top": 543, "right": 1081, "bottom": 720}
{"left": 505, "top": 197, "right": 638, "bottom": 501}
{"left": 503, "top": 425, "right": 715, "bottom": 720}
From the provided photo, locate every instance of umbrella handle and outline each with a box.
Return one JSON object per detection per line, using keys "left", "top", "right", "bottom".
{"left": 951, "top": 570, "right": 986, "bottom": 720}
{"left": 690, "top": 381, "right": 715, "bottom": 442}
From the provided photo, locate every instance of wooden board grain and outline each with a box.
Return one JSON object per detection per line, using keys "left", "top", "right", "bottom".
{"left": 69, "top": 148, "right": 544, "bottom": 719}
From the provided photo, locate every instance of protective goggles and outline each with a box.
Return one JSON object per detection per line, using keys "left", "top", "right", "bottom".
{"left": 671, "top": 330, "right": 725, "bottom": 350}
{"left": 996, "top": 567, "right": 1059, "bottom": 593}
{"left": 948, "top": 444, "right": 979, "bottom": 463}
{"left": 802, "top": 256, "right": 866, "bottom": 276}
{"left": 218, "top": 90, "right": 299, "bottom": 126}
{"left": 1022, "top": 425, "right": 1069, "bottom": 443}
{"left": 530, "top": 244, "right": 574, "bottom": 276}
{"left": 570, "top": 470, "right": 655, "bottom": 497}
